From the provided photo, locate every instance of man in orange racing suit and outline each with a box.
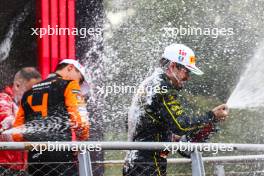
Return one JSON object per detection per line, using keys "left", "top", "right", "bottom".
{"left": 123, "top": 44, "right": 229, "bottom": 176}
{"left": 13, "top": 59, "right": 90, "bottom": 176}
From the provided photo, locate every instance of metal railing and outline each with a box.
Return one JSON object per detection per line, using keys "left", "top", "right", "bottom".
{"left": 0, "top": 141, "right": 264, "bottom": 176}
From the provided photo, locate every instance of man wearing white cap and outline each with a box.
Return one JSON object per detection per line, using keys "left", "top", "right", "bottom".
{"left": 13, "top": 59, "right": 89, "bottom": 176}
{"left": 123, "top": 44, "right": 229, "bottom": 176}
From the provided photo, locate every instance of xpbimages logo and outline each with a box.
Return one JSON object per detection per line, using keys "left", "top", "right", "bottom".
{"left": 163, "top": 142, "right": 234, "bottom": 154}
{"left": 31, "top": 142, "right": 102, "bottom": 154}
{"left": 31, "top": 25, "right": 102, "bottom": 39}
{"left": 162, "top": 25, "right": 234, "bottom": 39}
{"left": 95, "top": 84, "right": 168, "bottom": 97}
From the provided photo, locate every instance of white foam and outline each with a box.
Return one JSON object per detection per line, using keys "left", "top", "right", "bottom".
{"left": 128, "top": 67, "right": 164, "bottom": 141}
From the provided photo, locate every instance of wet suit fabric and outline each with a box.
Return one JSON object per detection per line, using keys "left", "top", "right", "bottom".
{"left": 124, "top": 72, "right": 216, "bottom": 176}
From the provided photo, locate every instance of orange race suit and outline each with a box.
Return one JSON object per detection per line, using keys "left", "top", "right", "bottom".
{"left": 12, "top": 73, "right": 89, "bottom": 176}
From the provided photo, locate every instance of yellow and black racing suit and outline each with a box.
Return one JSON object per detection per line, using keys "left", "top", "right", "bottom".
{"left": 13, "top": 73, "right": 89, "bottom": 176}
{"left": 123, "top": 70, "right": 217, "bottom": 176}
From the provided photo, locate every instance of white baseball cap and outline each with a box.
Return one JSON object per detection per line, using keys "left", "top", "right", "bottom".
{"left": 162, "top": 44, "right": 204, "bottom": 75}
{"left": 59, "top": 59, "right": 87, "bottom": 83}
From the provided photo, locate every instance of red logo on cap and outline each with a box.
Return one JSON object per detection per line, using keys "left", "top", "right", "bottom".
{"left": 178, "top": 50, "right": 187, "bottom": 61}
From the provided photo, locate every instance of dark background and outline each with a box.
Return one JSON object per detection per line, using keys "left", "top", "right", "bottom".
{"left": 0, "top": 0, "right": 37, "bottom": 89}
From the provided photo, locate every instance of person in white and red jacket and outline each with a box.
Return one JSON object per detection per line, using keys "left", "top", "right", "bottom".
{"left": 0, "top": 67, "right": 41, "bottom": 175}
